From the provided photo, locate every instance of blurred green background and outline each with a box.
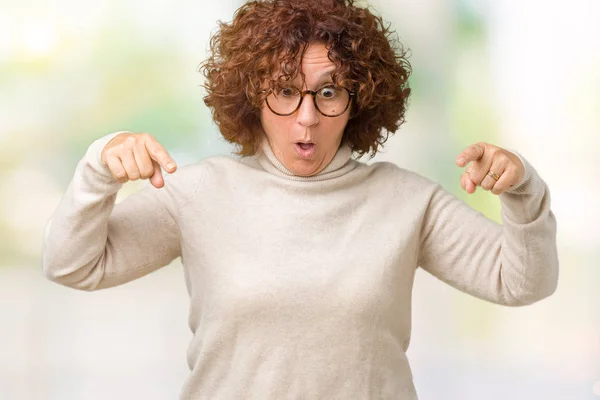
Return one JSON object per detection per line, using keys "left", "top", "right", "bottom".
{"left": 1, "top": 0, "right": 598, "bottom": 399}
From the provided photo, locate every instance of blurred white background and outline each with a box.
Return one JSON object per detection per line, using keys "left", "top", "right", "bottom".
{"left": 0, "top": 0, "right": 598, "bottom": 399}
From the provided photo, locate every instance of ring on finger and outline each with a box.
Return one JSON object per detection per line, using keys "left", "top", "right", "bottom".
{"left": 474, "top": 144, "right": 484, "bottom": 160}
{"left": 487, "top": 170, "right": 500, "bottom": 181}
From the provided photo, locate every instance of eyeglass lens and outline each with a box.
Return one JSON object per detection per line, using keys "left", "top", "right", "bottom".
{"left": 266, "top": 86, "right": 350, "bottom": 117}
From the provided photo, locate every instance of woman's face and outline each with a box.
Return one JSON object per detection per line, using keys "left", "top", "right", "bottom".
{"left": 260, "top": 42, "right": 351, "bottom": 177}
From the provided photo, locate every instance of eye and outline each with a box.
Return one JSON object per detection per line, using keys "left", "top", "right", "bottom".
{"left": 319, "top": 86, "right": 338, "bottom": 99}
{"left": 277, "top": 87, "right": 300, "bottom": 98}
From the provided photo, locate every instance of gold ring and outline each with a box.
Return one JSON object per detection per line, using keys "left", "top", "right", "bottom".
{"left": 487, "top": 171, "right": 500, "bottom": 181}
{"left": 474, "top": 144, "right": 484, "bottom": 160}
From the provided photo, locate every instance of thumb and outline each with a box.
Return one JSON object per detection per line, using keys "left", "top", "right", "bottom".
{"left": 149, "top": 159, "right": 165, "bottom": 188}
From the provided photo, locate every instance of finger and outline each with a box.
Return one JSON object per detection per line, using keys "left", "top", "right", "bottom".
{"left": 149, "top": 159, "right": 165, "bottom": 188}
{"left": 460, "top": 172, "right": 477, "bottom": 194}
{"left": 481, "top": 164, "right": 506, "bottom": 192}
{"left": 145, "top": 140, "right": 177, "bottom": 174}
{"left": 466, "top": 156, "right": 494, "bottom": 187}
{"left": 460, "top": 171, "right": 468, "bottom": 191}
{"left": 460, "top": 168, "right": 477, "bottom": 194}
{"left": 461, "top": 170, "right": 473, "bottom": 192}
{"left": 465, "top": 173, "right": 477, "bottom": 194}
{"left": 133, "top": 138, "right": 155, "bottom": 179}
{"left": 491, "top": 168, "right": 518, "bottom": 195}
{"left": 104, "top": 154, "right": 128, "bottom": 183}
{"left": 456, "top": 142, "right": 485, "bottom": 167}
{"left": 120, "top": 136, "right": 141, "bottom": 181}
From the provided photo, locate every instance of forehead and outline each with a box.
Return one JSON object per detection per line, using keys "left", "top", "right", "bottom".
{"left": 300, "top": 42, "right": 333, "bottom": 66}
{"left": 277, "top": 42, "right": 337, "bottom": 84}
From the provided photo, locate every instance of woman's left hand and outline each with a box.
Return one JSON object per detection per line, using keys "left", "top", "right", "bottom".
{"left": 456, "top": 142, "right": 525, "bottom": 195}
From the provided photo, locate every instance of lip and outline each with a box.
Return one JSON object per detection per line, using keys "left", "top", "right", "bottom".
{"left": 294, "top": 142, "right": 316, "bottom": 159}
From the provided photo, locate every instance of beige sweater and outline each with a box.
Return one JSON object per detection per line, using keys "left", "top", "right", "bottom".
{"left": 42, "top": 132, "right": 559, "bottom": 399}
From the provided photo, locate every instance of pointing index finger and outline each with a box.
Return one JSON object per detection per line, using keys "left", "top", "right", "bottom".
{"left": 145, "top": 139, "right": 177, "bottom": 173}
{"left": 456, "top": 143, "right": 485, "bottom": 166}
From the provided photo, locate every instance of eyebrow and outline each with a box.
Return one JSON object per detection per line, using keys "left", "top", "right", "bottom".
{"left": 316, "top": 69, "right": 336, "bottom": 82}
{"left": 287, "top": 69, "right": 337, "bottom": 87}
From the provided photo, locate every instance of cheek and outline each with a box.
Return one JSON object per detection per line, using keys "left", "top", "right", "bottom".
{"left": 260, "top": 108, "right": 276, "bottom": 137}
{"left": 259, "top": 106, "right": 271, "bottom": 130}
{"left": 261, "top": 107, "right": 291, "bottom": 139}
{"left": 327, "top": 116, "right": 350, "bottom": 140}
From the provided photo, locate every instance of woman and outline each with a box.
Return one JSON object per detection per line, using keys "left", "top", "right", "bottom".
{"left": 42, "top": 0, "right": 559, "bottom": 398}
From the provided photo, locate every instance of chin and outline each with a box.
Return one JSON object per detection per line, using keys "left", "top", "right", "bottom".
{"left": 288, "top": 159, "right": 322, "bottom": 177}
{"left": 289, "top": 167, "right": 318, "bottom": 177}
{"left": 294, "top": 170, "right": 319, "bottom": 177}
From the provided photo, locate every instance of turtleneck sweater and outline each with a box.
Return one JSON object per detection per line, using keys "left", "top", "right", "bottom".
{"left": 42, "top": 132, "right": 558, "bottom": 399}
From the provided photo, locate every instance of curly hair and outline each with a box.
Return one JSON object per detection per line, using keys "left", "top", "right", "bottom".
{"left": 200, "top": 0, "right": 411, "bottom": 157}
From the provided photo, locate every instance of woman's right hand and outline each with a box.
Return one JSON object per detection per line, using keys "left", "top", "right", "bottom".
{"left": 100, "top": 132, "right": 177, "bottom": 188}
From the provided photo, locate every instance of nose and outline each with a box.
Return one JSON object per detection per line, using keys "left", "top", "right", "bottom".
{"left": 296, "top": 93, "right": 319, "bottom": 127}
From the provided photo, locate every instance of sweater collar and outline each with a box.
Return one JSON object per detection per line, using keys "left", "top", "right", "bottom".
{"left": 257, "top": 139, "right": 357, "bottom": 182}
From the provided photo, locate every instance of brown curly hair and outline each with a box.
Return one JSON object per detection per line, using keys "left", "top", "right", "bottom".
{"left": 200, "top": 0, "right": 411, "bottom": 157}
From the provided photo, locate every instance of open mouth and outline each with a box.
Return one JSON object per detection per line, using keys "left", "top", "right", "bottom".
{"left": 297, "top": 142, "right": 313, "bottom": 150}
{"left": 294, "top": 142, "right": 316, "bottom": 159}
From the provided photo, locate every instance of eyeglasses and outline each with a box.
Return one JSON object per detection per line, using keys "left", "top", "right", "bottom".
{"left": 262, "top": 85, "right": 354, "bottom": 117}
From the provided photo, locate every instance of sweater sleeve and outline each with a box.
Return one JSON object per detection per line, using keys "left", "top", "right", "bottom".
{"left": 42, "top": 133, "right": 193, "bottom": 291}
{"left": 417, "top": 153, "right": 559, "bottom": 306}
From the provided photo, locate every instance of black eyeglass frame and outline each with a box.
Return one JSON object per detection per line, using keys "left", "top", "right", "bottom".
{"left": 261, "top": 86, "right": 355, "bottom": 117}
